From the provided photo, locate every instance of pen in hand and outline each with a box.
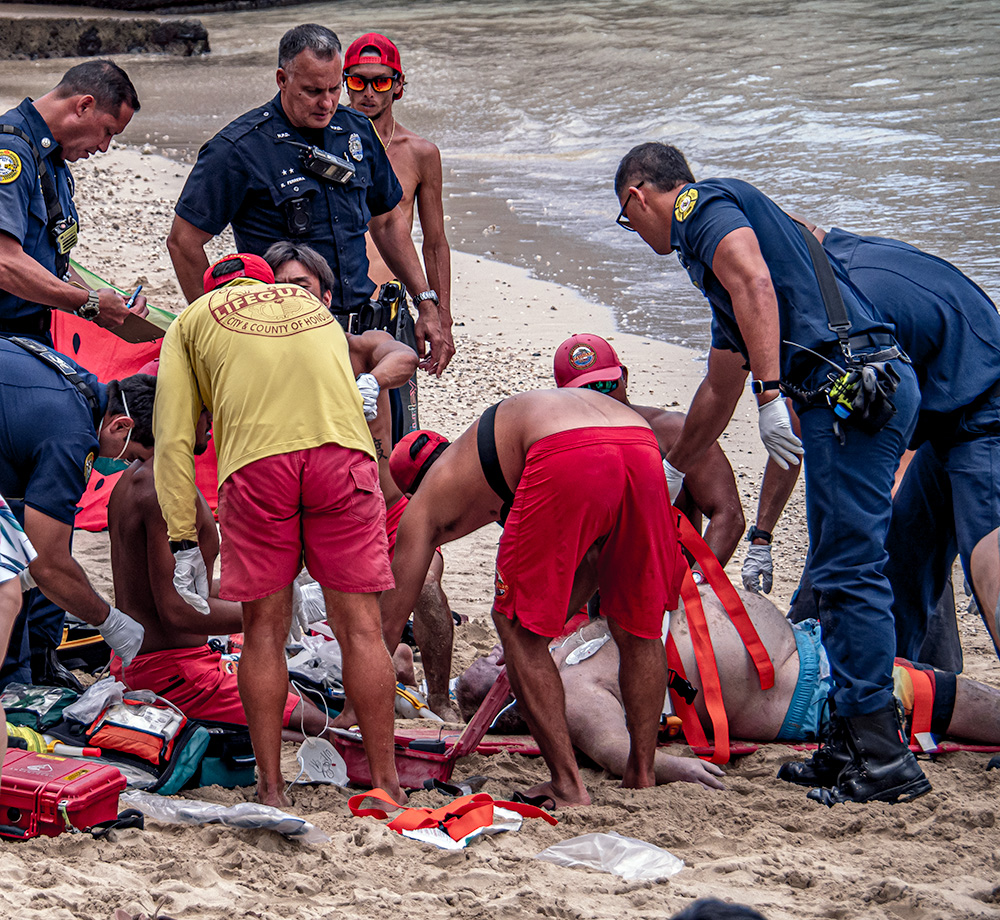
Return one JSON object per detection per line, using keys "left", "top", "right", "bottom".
{"left": 125, "top": 284, "right": 142, "bottom": 309}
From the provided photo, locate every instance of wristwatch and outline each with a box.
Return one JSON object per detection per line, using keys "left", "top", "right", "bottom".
{"left": 750, "top": 379, "right": 781, "bottom": 395}
{"left": 746, "top": 525, "right": 773, "bottom": 545}
{"left": 76, "top": 290, "right": 100, "bottom": 321}
{"left": 169, "top": 540, "right": 199, "bottom": 554}
{"left": 413, "top": 289, "right": 439, "bottom": 306}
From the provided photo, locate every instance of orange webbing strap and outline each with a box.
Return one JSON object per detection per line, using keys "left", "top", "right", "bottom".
{"left": 897, "top": 663, "right": 935, "bottom": 744}
{"left": 348, "top": 789, "right": 557, "bottom": 842}
{"left": 671, "top": 568, "right": 730, "bottom": 765}
{"left": 674, "top": 511, "right": 774, "bottom": 690}
{"left": 665, "top": 632, "right": 710, "bottom": 753}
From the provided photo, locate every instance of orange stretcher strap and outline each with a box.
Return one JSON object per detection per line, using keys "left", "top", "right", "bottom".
{"left": 675, "top": 511, "right": 774, "bottom": 690}
{"left": 665, "top": 632, "right": 709, "bottom": 753}
{"left": 348, "top": 788, "right": 557, "bottom": 842}
{"left": 668, "top": 568, "right": 729, "bottom": 765}
{"left": 900, "top": 664, "right": 935, "bottom": 744}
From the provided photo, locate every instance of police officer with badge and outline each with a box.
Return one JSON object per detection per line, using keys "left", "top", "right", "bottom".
{"left": 0, "top": 338, "right": 155, "bottom": 688}
{"left": 166, "top": 23, "right": 451, "bottom": 376}
{"left": 0, "top": 60, "right": 149, "bottom": 344}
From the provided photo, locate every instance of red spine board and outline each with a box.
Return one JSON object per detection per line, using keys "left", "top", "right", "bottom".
{"left": 1, "top": 749, "right": 126, "bottom": 839}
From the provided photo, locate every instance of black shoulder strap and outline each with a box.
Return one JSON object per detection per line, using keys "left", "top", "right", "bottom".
{"left": 7, "top": 336, "right": 100, "bottom": 418}
{"left": 0, "top": 125, "right": 67, "bottom": 237}
{"left": 795, "top": 221, "right": 851, "bottom": 352}
{"left": 477, "top": 402, "right": 515, "bottom": 513}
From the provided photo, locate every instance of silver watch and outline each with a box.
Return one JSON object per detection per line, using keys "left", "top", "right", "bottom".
{"left": 413, "top": 289, "right": 439, "bottom": 306}
{"left": 77, "top": 290, "right": 100, "bottom": 320}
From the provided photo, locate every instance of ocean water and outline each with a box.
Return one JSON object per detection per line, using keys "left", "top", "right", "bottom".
{"left": 2, "top": 0, "right": 998, "bottom": 347}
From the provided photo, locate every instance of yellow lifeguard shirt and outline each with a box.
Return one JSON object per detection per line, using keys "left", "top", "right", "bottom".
{"left": 154, "top": 280, "right": 374, "bottom": 542}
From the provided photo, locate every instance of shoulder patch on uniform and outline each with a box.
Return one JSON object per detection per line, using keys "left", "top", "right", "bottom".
{"left": 0, "top": 149, "right": 23, "bottom": 184}
{"left": 674, "top": 187, "right": 699, "bottom": 222}
{"left": 84, "top": 450, "right": 95, "bottom": 480}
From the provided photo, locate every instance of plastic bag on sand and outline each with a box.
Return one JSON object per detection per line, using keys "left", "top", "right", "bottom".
{"left": 536, "top": 831, "right": 684, "bottom": 881}
{"left": 122, "top": 790, "right": 329, "bottom": 845}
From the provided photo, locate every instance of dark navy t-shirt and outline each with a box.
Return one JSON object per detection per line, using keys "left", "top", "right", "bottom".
{"left": 175, "top": 95, "right": 402, "bottom": 313}
{"left": 824, "top": 227, "right": 1000, "bottom": 419}
{"left": 0, "top": 99, "right": 79, "bottom": 321}
{"left": 0, "top": 339, "right": 108, "bottom": 526}
{"left": 669, "top": 178, "right": 890, "bottom": 389}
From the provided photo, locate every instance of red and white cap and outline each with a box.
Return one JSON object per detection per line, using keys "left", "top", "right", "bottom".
{"left": 344, "top": 33, "right": 403, "bottom": 74}
{"left": 553, "top": 333, "right": 624, "bottom": 388}
{"left": 203, "top": 253, "right": 275, "bottom": 293}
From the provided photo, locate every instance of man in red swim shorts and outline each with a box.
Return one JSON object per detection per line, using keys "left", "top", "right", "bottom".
{"left": 382, "top": 389, "right": 687, "bottom": 807}
{"left": 153, "top": 253, "right": 403, "bottom": 807}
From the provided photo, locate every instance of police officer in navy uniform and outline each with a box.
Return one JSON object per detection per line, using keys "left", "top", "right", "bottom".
{"left": 167, "top": 23, "right": 452, "bottom": 377}
{"left": 614, "top": 142, "right": 929, "bottom": 806}
{"left": 0, "top": 60, "right": 149, "bottom": 345}
{"left": 0, "top": 338, "right": 154, "bottom": 688}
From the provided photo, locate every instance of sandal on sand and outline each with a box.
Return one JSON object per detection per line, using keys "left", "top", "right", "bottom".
{"left": 509, "top": 791, "right": 557, "bottom": 811}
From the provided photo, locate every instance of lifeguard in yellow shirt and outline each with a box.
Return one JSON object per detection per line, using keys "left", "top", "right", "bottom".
{"left": 153, "top": 253, "right": 404, "bottom": 807}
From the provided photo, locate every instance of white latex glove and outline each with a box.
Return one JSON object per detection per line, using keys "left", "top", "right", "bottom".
{"left": 99, "top": 606, "right": 145, "bottom": 668}
{"left": 172, "top": 545, "right": 210, "bottom": 615}
{"left": 289, "top": 581, "right": 327, "bottom": 643}
{"left": 758, "top": 398, "right": 804, "bottom": 470}
{"left": 742, "top": 544, "right": 774, "bottom": 594}
{"left": 18, "top": 567, "right": 36, "bottom": 592}
{"left": 356, "top": 373, "right": 380, "bottom": 421}
{"left": 662, "top": 457, "right": 685, "bottom": 505}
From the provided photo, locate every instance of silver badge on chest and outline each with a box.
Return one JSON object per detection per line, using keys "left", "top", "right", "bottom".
{"left": 348, "top": 132, "right": 363, "bottom": 162}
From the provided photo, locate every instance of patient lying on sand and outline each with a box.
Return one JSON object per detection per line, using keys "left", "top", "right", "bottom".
{"left": 457, "top": 585, "right": 1000, "bottom": 788}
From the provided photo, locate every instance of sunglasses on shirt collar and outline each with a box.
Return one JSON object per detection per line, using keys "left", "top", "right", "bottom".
{"left": 344, "top": 73, "right": 398, "bottom": 93}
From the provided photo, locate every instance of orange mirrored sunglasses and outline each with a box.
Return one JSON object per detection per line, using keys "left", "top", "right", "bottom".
{"left": 344, "top": 73, "right": 397, "bottom": 93}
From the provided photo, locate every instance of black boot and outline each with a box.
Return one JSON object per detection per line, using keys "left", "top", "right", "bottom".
{"left": 809, "top": 703, "right": 931, "bottom": 806}
{"left": 777, "top": 709, "right": 851, "bottom": 787}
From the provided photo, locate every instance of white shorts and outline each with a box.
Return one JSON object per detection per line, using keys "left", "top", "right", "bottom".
{"left": 0, "top": 494, "right": 36, "bottom": 585}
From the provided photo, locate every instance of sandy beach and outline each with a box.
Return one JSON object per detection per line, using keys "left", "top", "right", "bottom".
{"left": 2, "top": 144, "right": 999, "bottom": 920}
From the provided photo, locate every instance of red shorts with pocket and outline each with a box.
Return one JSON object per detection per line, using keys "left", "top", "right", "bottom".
{"left": 111, "top": 645, "right": 300, "bottom": 727}
{"left": 493, "top": 427, "right": 684, "bottom": 639}
{"left": 218, "top": 442, "right": 394, "bottom": 601}
{"left": 385, "top": 494, "right": 407, "bottom": 560}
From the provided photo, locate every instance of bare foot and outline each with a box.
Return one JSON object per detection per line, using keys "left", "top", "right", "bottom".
{"left": 257, "top": 783, "right": 292, "bottom": 809}
{"left": 331, "top": 704, "right": 358, "bottom": 729}
{"left": 521, "top": 779, "right": 590, "bottom": 809}
{"left": 621, "top": 764, "right": 656, "bottom": 790}
{"left": 428, "top": 694, "right": 463, "bottom": 723}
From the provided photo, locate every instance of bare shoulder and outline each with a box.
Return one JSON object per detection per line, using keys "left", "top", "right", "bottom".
{"left": 633, "top": 405, "right": 685, "bottom": 437}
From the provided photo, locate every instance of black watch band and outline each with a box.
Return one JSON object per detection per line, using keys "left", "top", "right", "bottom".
{"left": 169, "top": 540, "right": 198, "bottom": 554}
{"left": 746, "top": 526, "right": 773, "bottom": 545}
{"left": 751, "top": 379, "right": 781, "bottom": 395}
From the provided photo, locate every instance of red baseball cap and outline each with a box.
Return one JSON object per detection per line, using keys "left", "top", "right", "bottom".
{"left": 553, "top": 334, "right": 624, "bottom": 388}
{"left": 390, "top": 429, "right": 449, "bottom": 494}
{"left": 344, "top": 33, "right": 403, "bottom": 74}
{"left": 203, "top": 253, "right": 275, "bottom": 293}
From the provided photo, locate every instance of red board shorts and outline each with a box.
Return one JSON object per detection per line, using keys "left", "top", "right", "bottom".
{"left": 493, "top": 426, "right": 684, "bottom": 639}
{"left": 111, "top": 645, "right": 300, "bottom": 727}
{"left": 385, "top": 494, "right": 407, "bottom": 560}
{"left": 218, "top": 442, "right": 394, "bottom": 601}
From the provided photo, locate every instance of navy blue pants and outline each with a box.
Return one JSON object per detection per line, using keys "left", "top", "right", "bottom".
{"left": 884, "top": 391, "right": 1000, "bottom": 659}
{"left": 799, "top": 362, "right": 919, "bottom": 718}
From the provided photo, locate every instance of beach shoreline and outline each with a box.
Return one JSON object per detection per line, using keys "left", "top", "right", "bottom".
{"left": 4, "top": 144, "right": 999, "bottom": 920}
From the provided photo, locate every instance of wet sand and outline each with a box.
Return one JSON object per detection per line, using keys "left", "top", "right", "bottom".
{"left": 2, "top": 145, "right": 999, "bottom": 920}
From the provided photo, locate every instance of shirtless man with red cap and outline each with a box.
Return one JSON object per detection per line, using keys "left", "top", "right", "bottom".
{"left": 343, "top": 32, "right": 453, "bottom": 369}
{"left": 383, "top": 389, "right": 688, "bottom": 807}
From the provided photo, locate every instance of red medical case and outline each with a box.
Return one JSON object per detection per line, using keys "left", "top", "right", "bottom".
{"left": 1, "top": 749, "right": 126, "bottom": 839}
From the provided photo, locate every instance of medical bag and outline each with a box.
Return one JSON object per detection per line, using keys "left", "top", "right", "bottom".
{"left": 0, "top": 749, "right": 126, "bottom": 840}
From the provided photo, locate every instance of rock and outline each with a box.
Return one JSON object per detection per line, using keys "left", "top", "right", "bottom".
{"left": 0, "top": 17, "right": 209, "bottom": 59}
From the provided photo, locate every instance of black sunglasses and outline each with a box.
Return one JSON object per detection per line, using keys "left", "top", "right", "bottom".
{"left": 615, "top": 181, "right": 644, "bottom": 231}
{"left": 582, "top": 378, "right": 619, "bottom": 394}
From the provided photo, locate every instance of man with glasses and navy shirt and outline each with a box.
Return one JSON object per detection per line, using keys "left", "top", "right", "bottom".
{"left": 166, "top": 23, "right": 451, "bottom": 377}
{"left": 342, "top": 32, "right": 454, "bottom": 373}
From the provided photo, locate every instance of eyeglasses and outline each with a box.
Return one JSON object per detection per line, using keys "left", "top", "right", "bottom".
{"left": 615, "top": 181, "right": 644, "bottom": 232}
{"left": 582, "top": 378, "right": 619, "bottom": 394}
{"left": 344, "top": 73, "right": 397, "bottom": 93}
